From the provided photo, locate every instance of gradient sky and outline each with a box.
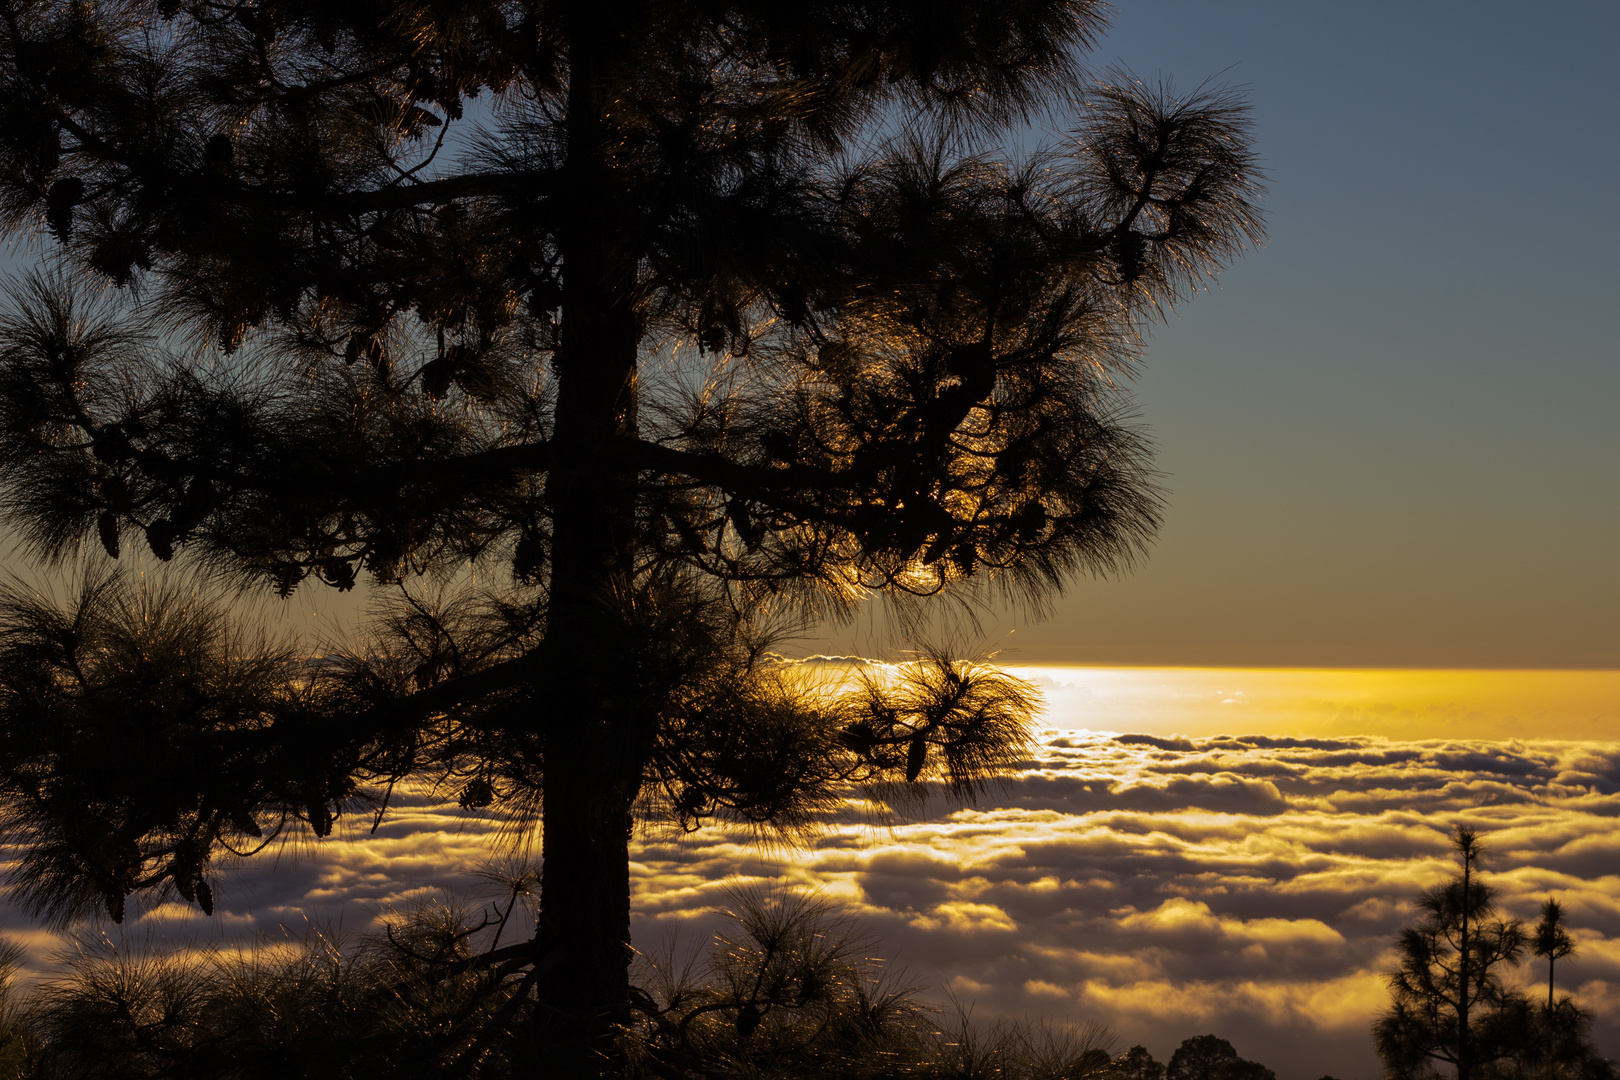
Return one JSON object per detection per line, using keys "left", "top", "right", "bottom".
{"left": 818, "top": 1, "right": 1619, "bottom": 669}
{"left": 5, "top": 3, "right": 1611, "bottom": 670}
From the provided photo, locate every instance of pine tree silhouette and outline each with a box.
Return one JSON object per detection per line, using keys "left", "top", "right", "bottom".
{"left": 0, "top": 0, "right": 1262, "bottom": 1068}
{"left": 1373, "top": 827, "right": 1533, "bottom": 1080}
{"left": 1534, "top": 897, "right": 1577, "bottom": 1012}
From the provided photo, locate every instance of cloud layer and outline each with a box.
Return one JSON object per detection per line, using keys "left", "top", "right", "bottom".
{"left": 626, "top": 731, "right": 1620, "bottom": 1078}
{"left": 5, "top": 687, "right": 1620, "bottom": 1079}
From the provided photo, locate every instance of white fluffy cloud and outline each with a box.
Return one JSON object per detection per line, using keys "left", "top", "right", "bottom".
{"left": 624, "top": 731, "right": 1620, "bottom": 1078}
{"left": 5, "top": 721, "right": 1620, "bottom": 1079}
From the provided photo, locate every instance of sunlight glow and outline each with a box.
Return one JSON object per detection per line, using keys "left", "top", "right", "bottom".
{"left": 1007, "top": 666, "right": 1620, "bottom": 740}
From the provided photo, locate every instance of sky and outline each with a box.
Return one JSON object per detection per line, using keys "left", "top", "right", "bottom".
{"left": 4, "top": 1, "right": 1611, "bottom": 670}
{"left": 815, "top": 0, "right": 1619, "bottom": 669}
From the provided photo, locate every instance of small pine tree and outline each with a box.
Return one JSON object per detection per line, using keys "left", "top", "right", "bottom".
{"left": 1373, "top": 826, "right": 1533, "bottom": 1080}
{"left": 1534, "top": 898, "right": 1577, "bottom": 1012}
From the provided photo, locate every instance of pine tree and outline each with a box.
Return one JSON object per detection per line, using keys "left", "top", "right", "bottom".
{"left": 1373, "top": 827, "right": 1533, "bottom": 1080}
{"left": 1534, "top": 897, "right": 1577, "bottom": 1012}
{"left": 0, "top": 0, "right": 1262, "bottom": 1068}
{"left": 1528, "top": 898, "right": 1617, "bottom": 1080}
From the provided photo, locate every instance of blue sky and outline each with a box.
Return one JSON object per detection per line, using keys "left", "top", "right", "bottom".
{"left": 818, "top": 1, "right": 1618, "bottom": 668}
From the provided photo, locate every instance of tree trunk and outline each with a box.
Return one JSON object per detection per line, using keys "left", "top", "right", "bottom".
{"left": 535, "top": 755, "right": 639, "bottom": 1067}
{"left": 1458, "top": 853, "right": 1472, "bottom": 1080}
{"left": 534, "top": 5, "right": 648, "bottom": 1071}
{"left": 535, "top": 270, "right": 643, "bottom": 1069}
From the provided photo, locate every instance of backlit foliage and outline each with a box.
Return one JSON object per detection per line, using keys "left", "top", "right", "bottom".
{"left": 1373, "top": 828, "right": 1614, "bottom": 1080}
{"left": 0, "top": 0, "right": 1263, "bottom": 1050}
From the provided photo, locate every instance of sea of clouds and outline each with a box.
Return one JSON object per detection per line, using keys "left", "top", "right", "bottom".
{"left": 627, "top": 730, "right": 1620, "bottom": 1078}
{"left": 3, "top": 670, "right": 1619, "bottom": 1079}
